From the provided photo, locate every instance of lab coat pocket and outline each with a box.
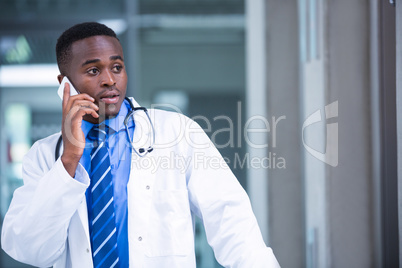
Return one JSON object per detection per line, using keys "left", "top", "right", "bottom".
{"left": 145, "top": 189, "right": 193, "bottom": 257}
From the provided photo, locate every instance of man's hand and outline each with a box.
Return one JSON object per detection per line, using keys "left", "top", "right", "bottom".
{"left": 60, "top": 83, "right": 99, "bottom": 177}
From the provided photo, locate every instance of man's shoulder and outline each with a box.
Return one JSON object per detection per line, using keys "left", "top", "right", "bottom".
{"left": 127, "top": 97, "right": 192, "bottom": 123}
{"left": 27, "top": 132, "right": 61, "bottom": 158}
{"left": 148, "top": 108, "right": 191, "bottom": 122}
{"left": 33, "top": 132, "right": 62, "bottom": 147}
{"left": 148, "top": 108, "right": 200, "bottom": 134}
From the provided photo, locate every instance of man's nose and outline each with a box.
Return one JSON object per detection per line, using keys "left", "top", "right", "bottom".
{"left": 101, "top": 70, "right": 116, "bottom": 87}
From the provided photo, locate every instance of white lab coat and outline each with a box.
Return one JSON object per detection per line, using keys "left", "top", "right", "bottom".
{"left": 1, "top": 98, "right": 280, "bottom": 268}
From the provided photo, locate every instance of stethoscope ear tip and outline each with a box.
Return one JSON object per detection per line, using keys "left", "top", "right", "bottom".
{"left": 138, "top": 147, "right": 153, "bottom": 154}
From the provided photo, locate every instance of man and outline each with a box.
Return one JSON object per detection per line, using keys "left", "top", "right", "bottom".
{"left": 1, "top": 22, "right": 280, "bottom": 267}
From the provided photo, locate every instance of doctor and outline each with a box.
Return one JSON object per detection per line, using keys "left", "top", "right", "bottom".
{"left": 1, "top": 22, "right": 280, "bottom": 268}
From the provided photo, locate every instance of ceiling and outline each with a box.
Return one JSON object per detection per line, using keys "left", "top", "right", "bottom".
{"left": 0, "top": 0, "right": 243, "bottom": 26}
{"left": 0, "top": 0, "right": 244, "bottom": 65}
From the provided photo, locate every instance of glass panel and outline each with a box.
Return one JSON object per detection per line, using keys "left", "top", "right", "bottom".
{"left": 0, "top": 0, "right": 246, "bottom": 267}
{"left": 2, "top": 104, "right": 31, "bottom": 217}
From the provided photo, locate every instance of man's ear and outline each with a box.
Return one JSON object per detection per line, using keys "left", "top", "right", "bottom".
{"left": 57, "top": 74, "right": 64, "bottom": 84}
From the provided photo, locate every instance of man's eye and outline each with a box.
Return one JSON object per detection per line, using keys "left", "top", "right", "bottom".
{"left": 88, "top": 68, "right": 99, "bottom": 75}
{"left": 113, "top": 65, "right": 123, "bottom": 72}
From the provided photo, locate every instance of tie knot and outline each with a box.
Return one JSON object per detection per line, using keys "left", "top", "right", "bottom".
{"left": 87, "top": 125, "right": 111, "bottom": 143}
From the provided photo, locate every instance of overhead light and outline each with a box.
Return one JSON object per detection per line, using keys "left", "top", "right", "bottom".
{"left": 0, "top": 64, "right": 59, "bottom": 87}
{"left": 98, "top": 19, "right": 128, "bottom": 35}
{"left": 140, "top": 15, "right": 245, "bottom": 29}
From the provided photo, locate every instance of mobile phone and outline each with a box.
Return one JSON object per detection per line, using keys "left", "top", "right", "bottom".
{"left": 57, "top": 76, "right": 79, "bottom": 100}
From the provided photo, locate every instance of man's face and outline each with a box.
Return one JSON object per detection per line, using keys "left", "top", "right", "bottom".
{"left": 65, "top": 35, "right": 128, "bottom": 123}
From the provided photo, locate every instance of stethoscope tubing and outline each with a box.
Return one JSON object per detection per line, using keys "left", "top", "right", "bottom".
{"left": 124, "top": 97, "right": 155, "bottom": 157}
{"left": 55, "top": 97, "right": 155, "bottom": 160}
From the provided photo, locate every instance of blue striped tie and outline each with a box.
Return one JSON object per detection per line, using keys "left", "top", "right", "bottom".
{"left": 88, "top": 125, "right": 120, "bottom": 268}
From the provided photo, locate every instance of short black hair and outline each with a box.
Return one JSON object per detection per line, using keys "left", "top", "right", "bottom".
{"left": 56, "top": 22, "right": 118, "bottom": 75}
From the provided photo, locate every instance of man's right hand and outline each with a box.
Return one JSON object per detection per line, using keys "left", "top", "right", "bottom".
{"left": 60, "top": 82, "right": 99, "bottom": 177}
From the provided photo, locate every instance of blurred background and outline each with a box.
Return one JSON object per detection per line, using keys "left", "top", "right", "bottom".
{"left": 0, "top": 0, "right": 400, "bottom": 267}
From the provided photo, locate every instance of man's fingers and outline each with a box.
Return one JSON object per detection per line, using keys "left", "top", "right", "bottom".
{"left": 68, "top": 105, "right": 99, "bottom": 119}
{"left": 62, "top": 83, "right": 70, "bottom": 108}
{"left": 63, "top": 92, "right": 97, "bottom": 114}
{"left": 67, "top": 93, "right": 95, "bottom": 103}
{"left": 74, "top": 93, "right": 95, "bottom": 102}
{"left": 79, "top": 107, "right": 99, "bottom": 118}
{"left": 70, "top": 99, "right": 99, "bottom": 111}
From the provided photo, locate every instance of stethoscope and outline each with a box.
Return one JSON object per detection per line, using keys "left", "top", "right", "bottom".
{"left": 124, "top": 97, "right": 155, "bottom": 156}
{"left": 55, "top": 97, "right": 155, "bottom": 160}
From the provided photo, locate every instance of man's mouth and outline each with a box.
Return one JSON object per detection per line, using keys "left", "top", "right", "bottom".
{"left": 100, "top": 94, "right": 120, "bottom": 104}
